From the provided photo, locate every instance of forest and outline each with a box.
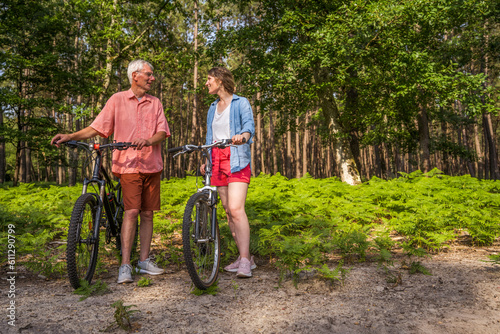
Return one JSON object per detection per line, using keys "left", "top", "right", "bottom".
{"left": 1, "top": 4, "right": 500, "bottom": 327}
{"left": 0, "top": 0, "right": 499, "bottom": 186}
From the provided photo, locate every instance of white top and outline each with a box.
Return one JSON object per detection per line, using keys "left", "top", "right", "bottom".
{"left": 212, "top": 102, "right": 231, "bottom": 142}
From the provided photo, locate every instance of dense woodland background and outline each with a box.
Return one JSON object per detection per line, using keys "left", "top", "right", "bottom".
{"left": 1, "top": 0, "right": 499, "bottom": 186}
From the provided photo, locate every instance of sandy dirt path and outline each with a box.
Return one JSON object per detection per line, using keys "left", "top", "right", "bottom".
{"left": 3, "top": 245, "right": 500, "bottom": 334}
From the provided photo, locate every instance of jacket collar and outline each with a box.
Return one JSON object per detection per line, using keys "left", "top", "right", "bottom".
{"left": 211, "top": 94, "right": 240, "bottom": 106}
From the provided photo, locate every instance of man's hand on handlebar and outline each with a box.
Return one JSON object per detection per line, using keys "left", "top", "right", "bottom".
{"left": 51, "top": 134, "right": 72, "bottom": 148}
{"left": 132, "top": 138, "right": 150, "bottom": 150}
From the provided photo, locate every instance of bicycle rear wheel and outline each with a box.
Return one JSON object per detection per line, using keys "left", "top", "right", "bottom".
{"left": 182, "top": 192, "right": 220, "bottom": 290}
{"left": 115, "top": 184, "right": 124, "bottom": 251}
{"left": 66, "top": 193, "right": 100, "bottom": 289}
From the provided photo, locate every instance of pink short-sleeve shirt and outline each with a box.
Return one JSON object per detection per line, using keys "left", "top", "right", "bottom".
{"left": 90, "top": 89, "right": 170, "bottom": 174}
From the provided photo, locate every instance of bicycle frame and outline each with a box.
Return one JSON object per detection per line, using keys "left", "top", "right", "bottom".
{"left": 63, "top": 140, "right": 134, "bottom": 289}
{"left": 169, "top": 139, "right": 244, "bottom": 289}
{"left": 81, "top": 149, "right": 120, "bottom": 236}
{"left": 67, "top": 141, "right": 131, "bottom": 242}
{"left": 169, "top": 139, "right": 240, "bottom": 244}
{"left": 196, "top": 147, "right": 218, "bottom": 243}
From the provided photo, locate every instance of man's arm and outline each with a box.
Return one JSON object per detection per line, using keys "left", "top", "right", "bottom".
{"left": 51, "top": 127, "right": 100, "bottom": 147}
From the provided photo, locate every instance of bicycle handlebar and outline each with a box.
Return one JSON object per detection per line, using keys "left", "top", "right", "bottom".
{"left": 64, "top": 140, "right": 137, "bottom": 151}
{"left": 168, "top": 138, "right": 246, "bottom": 155}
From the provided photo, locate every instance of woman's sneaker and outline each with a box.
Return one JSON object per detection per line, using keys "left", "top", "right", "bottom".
{"left": 224, "top": 256, "right": 257, "bottom": 273}
{"left": 137, "top": 258, "right": 164, "bottom": 275}
{"left": 117, "top": 264, "right": 133, "bottom": 283}
{"left": 236, "top": 257, "right": 253, "bottom": 278}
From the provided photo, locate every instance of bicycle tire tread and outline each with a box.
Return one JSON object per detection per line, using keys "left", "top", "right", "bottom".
{"left": 66, "top": 193, "right": 99, "bottom": 289}
{"left": 182, "top": 192, "right": 220, "bottom": 290}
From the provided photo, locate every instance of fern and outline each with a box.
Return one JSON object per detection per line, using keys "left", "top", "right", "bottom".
{"left": 1, "top": 173, "right": 499, "bottom": 287}
{"left": 73, "top": 279, "right": 110, "bottom": 301}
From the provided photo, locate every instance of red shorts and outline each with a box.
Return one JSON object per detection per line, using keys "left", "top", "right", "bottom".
{"left": 211, "top": 147, "right": 251, "bottom": 186}
{"left": 113, "top": 172, "right": 161, "bottom": 211}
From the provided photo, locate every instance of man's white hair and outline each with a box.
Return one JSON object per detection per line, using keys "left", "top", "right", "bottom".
{"left": 127, "top": 59, "right": 154, "bottom": 84}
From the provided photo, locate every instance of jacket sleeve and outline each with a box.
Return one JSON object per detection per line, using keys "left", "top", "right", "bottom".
{"left": 205, "top": 103, "right": 215, "bottom": 145}
{"left": 238, "top": 98, "right": 255, "bottom": 142}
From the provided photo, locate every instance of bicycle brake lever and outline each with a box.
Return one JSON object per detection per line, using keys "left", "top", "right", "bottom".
{"left": 172, "top": 151, "right": 184, "bottom": 159}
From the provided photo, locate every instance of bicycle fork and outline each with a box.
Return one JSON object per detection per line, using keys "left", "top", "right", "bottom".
{"left": 194, "top": 190, "right": 218, "bottom": 243}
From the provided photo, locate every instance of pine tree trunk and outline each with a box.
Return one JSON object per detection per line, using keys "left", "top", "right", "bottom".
{"left": 302, "top": 112, "right": 309, "bottom": 177}
{"left": 441, "top": 120, "right": 449, "bottom": 175}
{"left": 483, "top": 112, "right": 499, "bottom": 180}
{"left": 473, "top": 121, "right": 483, "bottom": 179}
{"left": 281, "top": 133, "right": 286, "bottom": 175}
{"left": 417, "top": 105, "right": 431, "bottom": 173}
{"left": 256, "top": 97, "right": 262, "bottom": 175}
{"left": 25, "top": 146, "right": 32, "bottom": 183}
{"left": 483, "top": 119, "right": 490, "bottom": 179}
{"left": 374, "top": 144, "right": 382, "bottom": 178}
{"left": 13, "top": 143, "right": 21, "bottom": 187}
{"left": 479, "top": 25, "right": 498, "bottom": 179}
{"left": 295, "top": 117, "right": 300, "bottom": 178}
{"left": 269, "top": 111, "right": 278, "bottom": 174}
{"left": 286, "top": 129, "right": 292, "bottom": 178}
{"left": 188, "top": 0, "right": 200, "bottom": 172}
{"left": 66, "top": 109, "right": 77, "bottom": 186}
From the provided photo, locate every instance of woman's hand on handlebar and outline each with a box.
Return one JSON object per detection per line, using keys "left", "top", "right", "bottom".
{"left": 231, "top": 134, "right": 248, "bottom": 145}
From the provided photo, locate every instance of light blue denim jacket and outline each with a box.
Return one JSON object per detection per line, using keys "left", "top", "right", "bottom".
{"left": 205, "top": 94, "right": 255, "bottom": 173}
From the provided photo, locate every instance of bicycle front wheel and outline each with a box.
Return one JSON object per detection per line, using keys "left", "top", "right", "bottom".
{"left": 182, "top": 191, "right": 220, "bottom": 290}
{"left": 66, "top": 193, "right": 100, "bottom": 289}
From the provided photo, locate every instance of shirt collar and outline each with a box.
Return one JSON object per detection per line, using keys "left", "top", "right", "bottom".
{"left": 126, "top": 88, "right": 150, "bottom": 102}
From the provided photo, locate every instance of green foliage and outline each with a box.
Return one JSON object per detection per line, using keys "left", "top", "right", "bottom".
{"left": 137, "top": 277, "right": 152, "bottom": 287}
{"left": 0, "top": 183, "right": 80, "bottom": 276}
{"left": 73, "top": 279, "right": 110, "bottom": 301}
{"left": 317, "top": 261, "right": 351, "bottom": 287}
{"left": 154, "top": 246, "right": 184, "bottom": 270}
{"left": 230, "top": 280, "right": 239, "bottom": 298}
{"left": 332, "top": 225, "right": 371, "bottom": 263}
{"left": 483, "top": 254, "right": 500, "bottom": 265}
{"left": 191, "top": 282, "right": 219, "bottom": 296}
{"left": 1, "top": 172, "right": 499, "bottom": 287}
{"left": 215, "top": 0, "right": 498, "bottom": 165}
{"left": 108, "top": 300, "right": 141, "bottom": 332}
{"left": 17, "top": 230, "right": 66, "bottom": 277}
{"left": 409, "top": 262, "right": 432, "bottom": 276}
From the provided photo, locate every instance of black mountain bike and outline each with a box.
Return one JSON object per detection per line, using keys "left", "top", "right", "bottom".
{"left": 168, "top": 139, "right": 242, "bottom": 290}
{"left": 63, "top": 140, "right": 135, "bottom": 289}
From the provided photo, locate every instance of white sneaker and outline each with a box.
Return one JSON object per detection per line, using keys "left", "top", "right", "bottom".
{"left": 224, "top": 255, "right": 257, "bottom": 273}
{"left": 236, "top": 257, "right": 253, "bottom": 278}
{"left": 137, "top": 258, "right": 164, "bottom": 275}
{"left": 117, "top": 264, "right": 133, "bottom": 283}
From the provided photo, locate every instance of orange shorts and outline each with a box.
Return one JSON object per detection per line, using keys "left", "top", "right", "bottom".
{"left": 113, "top": 172, "right": 161, "bottom": 211}
{"left": 211, "top": 147, "right": 251, "bottom": 187}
